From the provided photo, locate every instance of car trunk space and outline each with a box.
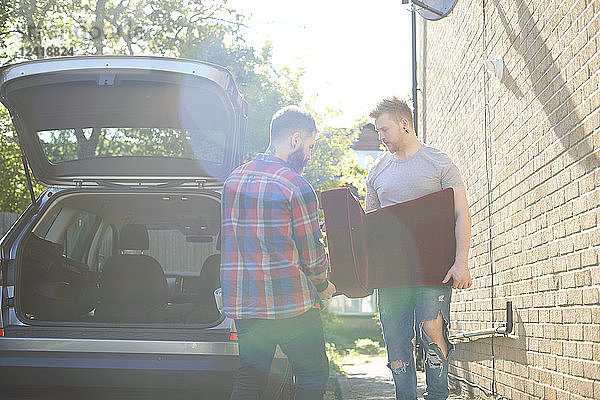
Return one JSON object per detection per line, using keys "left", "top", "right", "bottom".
{"left": 15, "top": 189, "right": 224, "bottom": 327}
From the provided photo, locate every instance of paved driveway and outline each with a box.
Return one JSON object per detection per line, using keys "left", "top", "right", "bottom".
{"left": 338, "top": 353, "right": 466, "bottom": 399}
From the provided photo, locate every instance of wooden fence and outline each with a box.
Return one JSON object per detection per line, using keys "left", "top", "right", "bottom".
{"left": 0, "top": 212, "right": 19, "bottom": 237}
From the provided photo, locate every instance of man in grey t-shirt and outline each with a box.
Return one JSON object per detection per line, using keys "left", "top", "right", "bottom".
{"left": 366, "top": 96, "right": 472, "bottom": 400}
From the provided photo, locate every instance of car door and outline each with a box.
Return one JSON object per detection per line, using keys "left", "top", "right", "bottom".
{"left": 0, "top": 56, "right": 248, "bottom": 188}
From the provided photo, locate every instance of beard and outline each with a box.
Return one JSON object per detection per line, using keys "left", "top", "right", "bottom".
{"left": 383, "top": 140, "right": 400, "bottom": 154}
{"left": 288, "top": 147, "right": 308, "bottom": 174}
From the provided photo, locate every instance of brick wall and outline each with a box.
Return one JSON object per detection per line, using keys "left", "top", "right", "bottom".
{"left": 418, "top": 0, "right": 600, "bottom": 398}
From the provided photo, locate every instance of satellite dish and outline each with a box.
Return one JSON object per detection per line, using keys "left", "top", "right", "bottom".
{"left": 412, "top": 0, "right": 458, "bottom": 21}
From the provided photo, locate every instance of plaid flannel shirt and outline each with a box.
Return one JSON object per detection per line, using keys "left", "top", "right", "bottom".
{"left": 220, "top": 153, "right": 329, "bottom": 319}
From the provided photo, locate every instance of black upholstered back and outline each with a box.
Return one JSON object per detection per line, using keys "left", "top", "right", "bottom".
{"left": 197, "top": 254, "right": 221, "bottom": 306}
{"left": 118, "top": 223, "right": 149, "bottom": 250}
{"left": 95, "top": 224, "right": 168, "bottom": 320}
{"left": 183, "top": 253, "right": 222, "bottom": 323}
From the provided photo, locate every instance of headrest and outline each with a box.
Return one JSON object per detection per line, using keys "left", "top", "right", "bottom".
{"left": 202, "top": 254, "right": 221, "bottom": 268}
{"left": 118, "top": 224, "right": 149, "bottom": 251}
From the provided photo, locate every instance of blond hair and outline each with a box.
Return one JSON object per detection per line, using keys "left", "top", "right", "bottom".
{"left": 369, "top": 96, "right": 413, "bottom": 125}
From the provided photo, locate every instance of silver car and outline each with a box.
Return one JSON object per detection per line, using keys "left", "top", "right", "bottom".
{"left": 0, "top": 56, "right": 292, "bottom": 399}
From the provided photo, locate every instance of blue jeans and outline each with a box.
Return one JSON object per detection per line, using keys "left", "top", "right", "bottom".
{"left": 230, "top": 308, "right": 329, "bottom": 400}
{"left": 378, "top": 286, "right": 454, "bottom": 400}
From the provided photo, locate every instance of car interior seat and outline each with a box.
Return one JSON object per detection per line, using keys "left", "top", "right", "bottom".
{"left": 197, "top": 254, "right": 221, "bottom": 307}
{"left": 185, "top": 253, "right": 222, "bottom": 323}
{"left": 95, "top": 224, "right": 169, "bottom": 321}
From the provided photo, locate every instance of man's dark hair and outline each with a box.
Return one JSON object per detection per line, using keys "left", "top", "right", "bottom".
{"left": 269, "top": 106, "right": 317, "bottom": 143}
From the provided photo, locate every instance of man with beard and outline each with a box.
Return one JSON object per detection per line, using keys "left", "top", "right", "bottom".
{"left": 366, "top": 97, "right": 472, "bottom": 400}
{"left": 221, "top": 106, "right": 336, "bottom": 400}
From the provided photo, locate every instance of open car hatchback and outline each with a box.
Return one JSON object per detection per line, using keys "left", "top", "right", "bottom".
{"left": 0, "top": 56, "right": 292, "bottom": 399}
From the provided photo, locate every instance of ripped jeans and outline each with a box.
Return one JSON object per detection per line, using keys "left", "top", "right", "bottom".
{"left": 378, "top": 287, "right": 454, "bottom": 400}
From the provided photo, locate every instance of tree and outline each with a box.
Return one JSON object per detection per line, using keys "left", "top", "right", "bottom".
{"left": 0, "top": 107, "right": 43, "bottom": 212}
{"left": 184, "top": 38, "right": 302, "bottom": 158}
{"left": 0, "top": 0, "right": 10, "bottom": 35}
{"left": 1, "top": 1, "right": 243, "bottom": 60}
{"left": 304, "top": 126, "right": 358, "bottom": 192}
{"left": 303, "top": 114, "right": 370, "bottom": 202}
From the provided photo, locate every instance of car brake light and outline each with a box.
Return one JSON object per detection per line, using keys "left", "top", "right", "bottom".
{"left": 0, "top": 329, "right": 4, "bottom": 337}
{"left": 229, "top": 332, "right": 238, "bottom": 341}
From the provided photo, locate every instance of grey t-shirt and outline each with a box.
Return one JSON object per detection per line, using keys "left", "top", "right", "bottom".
{"left": 365, "top": 145, "right": 464, "bottom": 212}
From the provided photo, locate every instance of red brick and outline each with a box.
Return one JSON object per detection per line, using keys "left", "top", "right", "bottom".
{"left": 591, "top": 266, "right": 600, "bottom": 284}
{"left": 564, "top": 341, "right": 578, "bottom": 358}
{"left": 569, "top": 324, "right": 584, "bottom": 341}
{"left": 556, "top": 389, "right": 569, "bottom": 400}
{"left": 556, "top": 324, "right": 569, "bottom": 340}
{"left": 577, "top": 342, "right": 594, "bottom": 360}
{"left": 584, "top": 324, "right": 600, "bottom": 342}
{"left": 569, "top": 359, "right": 584, "bottom": 377}
{"left": 593, "top": 308, "right": 600, "bottom": 324}
{"left": 581, "top": 248, "right": 598, "bottom": 267}
{"left": 568, "top": 289, "right": 584, "bottom": 306}
{"left": 583, "top": 288, "right": 599, "bottom": 304}
{"left": 575, "top": 269, "right": 592, "bottom": 286}
{"left": 551, "top": 340, "right": 563, "bottom": 356}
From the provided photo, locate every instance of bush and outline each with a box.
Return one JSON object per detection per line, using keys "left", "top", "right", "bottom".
{"left": 353, "top": 338, "right": 383, "bottom": 355}
{"left": 322, "top": 312, "right": 384, "bottom": 353}
{"left": 321, "top": 311, "right": 386, "bottom": 375}
{"left": 325, "top": 342, "right": 345, "bottom": 376}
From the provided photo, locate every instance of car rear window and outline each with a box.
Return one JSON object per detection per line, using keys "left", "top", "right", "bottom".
{"left": 37, "top": 127, "right": 226, "bottom": 164}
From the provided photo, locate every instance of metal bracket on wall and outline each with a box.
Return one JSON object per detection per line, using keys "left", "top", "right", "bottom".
{"left": 449, "top": 301, "right": 513, "bottom": 343}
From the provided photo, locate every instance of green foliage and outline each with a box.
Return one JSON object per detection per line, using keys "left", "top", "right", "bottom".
{"left": 337, "top": 152, "right": 369, "bottom": 200}
{"left": 303, "top": 121, "right": 370, "bottom": 201}
{"left": 37, "top": 127, "right": 226, "bottom": 163}
{"left": 186, "top": 38, "right": 303, "bottom": 159}
{"left": 322, "top": 311, "right": 384, "bottom": 354}
{"left": 303, "top": 127, "right": 356, "bottom": 193}
{"left": 0, "top": 107, "right": 43, "bottom": 212}
{"left": 353, "top": 338, "right": 383, "bottom": 355}
{"left": 325, "top": 342, "right": 345, "bottom": 376}
{"left": 1, "top": 0, "right": 243, "bottom": 60}
{"left": 0, "top": 0, "right": 10, "bottom": 33}
{"left": 322, "top": 311, "right": 385, "bottom": 375}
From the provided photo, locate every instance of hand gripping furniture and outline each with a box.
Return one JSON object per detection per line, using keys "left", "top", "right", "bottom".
{"left": 321, "top": 187, "right": 456, "bottom": 298}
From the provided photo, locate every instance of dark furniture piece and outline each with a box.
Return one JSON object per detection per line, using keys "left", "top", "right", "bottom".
{"left": 321, "top": 187, "right": 456, "bottom": 298}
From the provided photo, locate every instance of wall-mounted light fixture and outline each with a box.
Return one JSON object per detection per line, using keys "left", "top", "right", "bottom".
{"left": 485, "top": 56, "right": 503, "bottom": 81}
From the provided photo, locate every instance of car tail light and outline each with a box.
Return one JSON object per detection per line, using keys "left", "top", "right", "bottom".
{"left": 229, "top": 332, "right": 238, "bottom": 341}
{"left": 0, "top": 329, "right": 4, "bottom": 337}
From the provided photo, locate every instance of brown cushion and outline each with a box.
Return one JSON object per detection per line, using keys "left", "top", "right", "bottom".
{"left": 322, "top": 187, "right": 455, "bottom": 298}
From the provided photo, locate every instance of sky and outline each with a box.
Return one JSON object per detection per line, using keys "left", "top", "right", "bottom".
{"left": 229, "top": 0, "right": 414, "bottom": 128}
